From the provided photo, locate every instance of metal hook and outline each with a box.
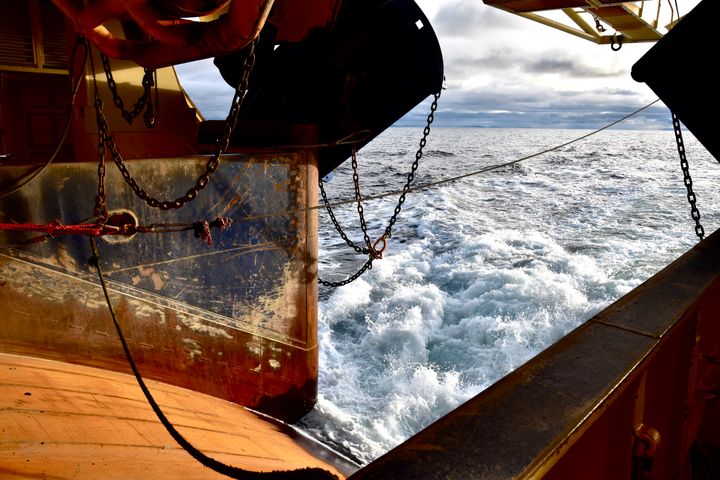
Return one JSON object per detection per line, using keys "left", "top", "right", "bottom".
{"left": 594, "top": 16, "right": 606, "bottom": 33}
{"left": 611, "top": 33, "right": 623, "bottom": 51}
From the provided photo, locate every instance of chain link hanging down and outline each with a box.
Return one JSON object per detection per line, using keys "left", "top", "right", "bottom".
{"left": 318, "top": 146, "right": 377, "bottom": 257}
{"left": 101, "top": 53, "right": 159, "bottom": 127}
{"left": 90, "top": 39, "right": 257, "bottom": 211}
{"left": 319, "top": 91, "right": 440, "bottom": 287}
{"left": 672, "top": 112, "right": 704, "bottom": 241}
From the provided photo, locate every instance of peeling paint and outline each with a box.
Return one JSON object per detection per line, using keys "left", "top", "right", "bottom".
{"left": 150, "top": 272, "right": 164, "bottom": 290}
{"left": 176, "top": 314, "right": 233, "bottom": 339}
{"left": 182, "top": 338, "right": 202, "bottom": 360}
{"left": 134, "top": 266, "right": 165, "bottom": 291}
{"left": 0, "top": 149, "right": 319, "bottom": 421}
{"left": 235, "top": 264, "right": 302, "bottom": 336}
{"left": 247, "top": 339, "right": 264, "bottom": 357}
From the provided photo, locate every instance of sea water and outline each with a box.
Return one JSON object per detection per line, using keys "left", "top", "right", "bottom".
{"left": 297, "top": 125, "right": 720, "bottom": 465}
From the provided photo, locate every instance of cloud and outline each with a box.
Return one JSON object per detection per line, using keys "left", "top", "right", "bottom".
{"left": 173, "top": 0, "right": 684, "bottom": 129}
{"left": 443, "top": 49, "right": 625, "bottom": 82}
{"left": 395, "top": 84, "right": 669, "bottom": 130}
{"left": 525, "top": 57, "right": 625, "bottom": 78}
{"left": 175, "top": 59, "right": 235, "bottom": 119}
{"left": 433, "top": 1, "right": 517, "bottom": 37}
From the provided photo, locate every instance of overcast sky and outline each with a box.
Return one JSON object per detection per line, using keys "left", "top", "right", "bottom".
{"left": 175, "top": 0, "right": 702, "bottom": 129}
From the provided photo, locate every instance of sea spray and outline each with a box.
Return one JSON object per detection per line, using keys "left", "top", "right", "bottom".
{"left": 300, "top": 127, "right": 720, "bottom": 464}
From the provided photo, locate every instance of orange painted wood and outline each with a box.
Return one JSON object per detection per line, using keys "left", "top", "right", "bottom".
{"left": 0, "top": 353, "right": 344, "bottom": 479}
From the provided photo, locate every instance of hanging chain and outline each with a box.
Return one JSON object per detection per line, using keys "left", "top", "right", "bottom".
{"left": 672, "top": 112, "right": 704, "bottom": 240}
{"left": 101, "top": 53, "right": 159, "bottom": 127}
{"left": 90, "top": 50, "right": 109, "bottom": 222}
{"left": 319, "top": 177, "right": 371, "bottom": 255}
{"left": 319, "top": 91, "right": 440, "bottom": 287}
{"left": 319, "top": 257, "right": 377, "bottom": 288}
{"left": 145, "top": 69, "right": 160, "bottom": 127}
{"left": 91, "top": 40, "right": 257, "bottom": 211}
{"left": 383, "top": 93, "right": 439, "bottom": 241}
{"left": 352, "top": 147, "right": 376, "bottom": 252}
{"left": 318, "top": 147, "right": 377, "bottom": 256}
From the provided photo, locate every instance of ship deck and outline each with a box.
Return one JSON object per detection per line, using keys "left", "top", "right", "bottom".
{"left": 0, "top": 353, "right": 351, "bottom": 479}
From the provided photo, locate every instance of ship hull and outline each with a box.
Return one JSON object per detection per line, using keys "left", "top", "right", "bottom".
{"left": 0, "top": 150, "right": 319, "bottom": 422}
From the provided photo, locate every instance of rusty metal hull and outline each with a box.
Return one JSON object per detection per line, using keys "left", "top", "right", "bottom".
{"left": 0, "top": 150, "right": 319, "bottom": 422}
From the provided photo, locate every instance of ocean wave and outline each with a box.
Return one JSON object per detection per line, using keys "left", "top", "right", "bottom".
{"left": 424, "top": 149, "right": 456, "bottom": 158}
{"left": 308, "top": 127, "right": 720, "bottom": 464}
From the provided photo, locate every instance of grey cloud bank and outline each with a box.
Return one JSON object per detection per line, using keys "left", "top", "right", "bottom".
{"left": 175, "top": 1, "right": 699, "bottom": 130}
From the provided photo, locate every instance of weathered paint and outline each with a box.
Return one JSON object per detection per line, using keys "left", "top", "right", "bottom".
{"left": 0, "top": 147, "right": 320, "bottom": 422}
{"left": 349, "top": 229, "right": 720, "bottom": 479}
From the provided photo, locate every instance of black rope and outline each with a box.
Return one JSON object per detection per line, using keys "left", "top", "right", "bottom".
{"left": 89, "top": 237, "right": 338, "bottom": 480}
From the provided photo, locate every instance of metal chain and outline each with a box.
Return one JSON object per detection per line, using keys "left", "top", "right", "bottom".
{"left": 672, "top": 112, "right": 704, "bottom": 240}
{"left": 319, "top": 178, "right": 370, "bottom": 255}
{"left": 91, "top": 40, "right": 257, "bottom": 211}
{"left": 319, "top": 91, "right": 440, "bottom": 287}
{"left": 145, "top": 69, "right": 160, "bottom": 127}
{"left": 318, "top": 142, "right": 386, "bottom": 256}
{"left": 352, "top": 147, "right": 375, "bottom": 252}
{"left": 318, "top": 147, "right": 376, "bottom": 256}
{"left": 90, "top": 50, "right": 109, "bottom": 222}
{"left": 384, "top": 92, "right": 439, "bottom": 240}
{"left": 319, "top": 257, "right": 376, "bottom": 288}
{"left": 101, "top": 53, "right": 158, "bottom": 127}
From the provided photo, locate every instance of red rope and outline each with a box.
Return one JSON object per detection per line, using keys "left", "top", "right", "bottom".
{"left": 0, "top": 216, "right": 232, "bottom": 244}
{"left": 0, "top": 222, "right": 110, "bottom": 237}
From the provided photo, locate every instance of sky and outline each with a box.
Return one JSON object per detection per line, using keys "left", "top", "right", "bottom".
{"left": 175, "top": 0, "right": 702, "bottom": 129}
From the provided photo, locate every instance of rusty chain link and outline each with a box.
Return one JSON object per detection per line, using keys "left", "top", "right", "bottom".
{"left": 91, "top": 40, "right": 257, "bottom": 211}
{"left": 146, "top": 69, "right": 160, "bottom": 127}
{"left": 101, "top": 53, "right": 159, "bottom": 128}
{"left": 94, "top": 94, "right": 108, "bottom": 222}
{"left": 319, "top": 177, "right": 370, "bottom": 255}
{"left": 352, "top": 147, "right": 376, "bottom": 253}
{"left": 318, "top": 147, "right": 378, "bottom": 257}
{"left": 319, "top": 91, "right": 440, "bottom": 287}
{"left": 89, "top": 50, "right": 109, "bottom": 222}
{"left": 672, "top": 112, "right": 704, "bottom": 241}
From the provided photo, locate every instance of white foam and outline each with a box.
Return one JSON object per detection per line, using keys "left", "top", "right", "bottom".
{"left": 305, "top": 128, "right": 720, "bottom": 464}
